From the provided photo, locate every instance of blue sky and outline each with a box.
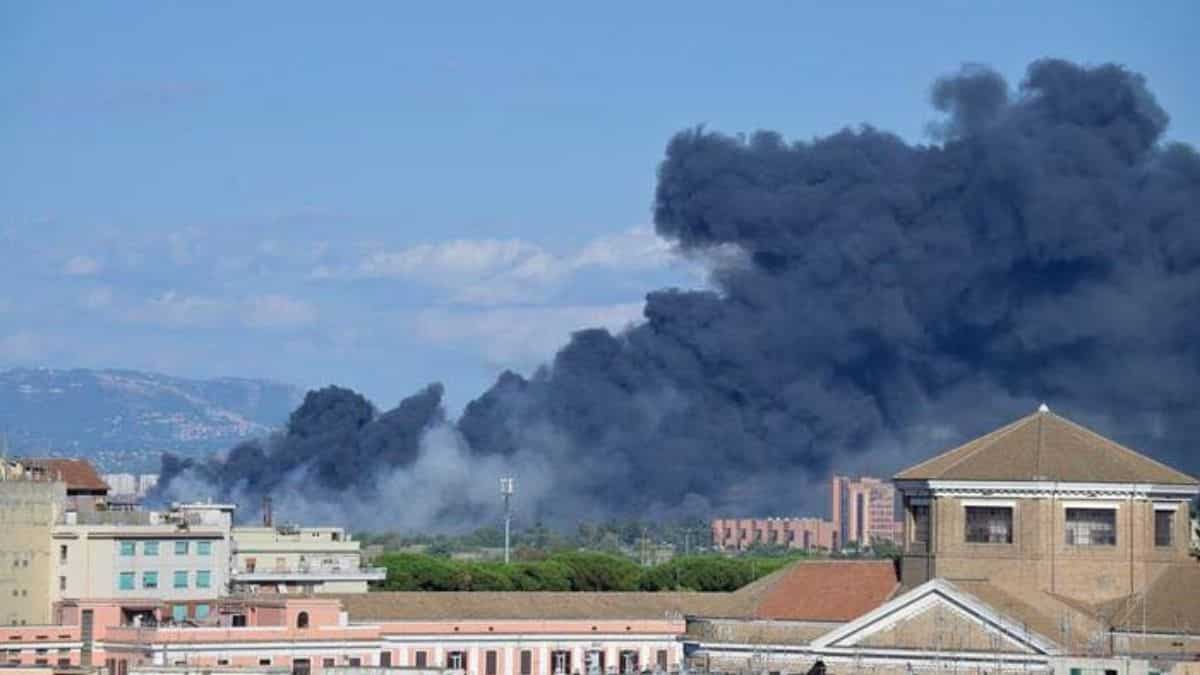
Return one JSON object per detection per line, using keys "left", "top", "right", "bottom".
{"left": 2, "top": 1, "right": 1197, "bottom": 412}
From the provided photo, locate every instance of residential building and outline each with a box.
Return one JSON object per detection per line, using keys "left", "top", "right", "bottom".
{"left": 830, "top": 475, "right": 901, "bottom": 548}
{"left": 0, "top": 460, "right": 66, "bottom": 626}
{"left": 53, "top": 501, "right": 235, "bottom": 622}
{"left": 21, "top": 459, "right": 109, "bottom": 512}
{"left": 230, "top": 525, "right": 384, "bottom": 594}
{"left": 710, "top": 517, "right": 836, "bottom": 551}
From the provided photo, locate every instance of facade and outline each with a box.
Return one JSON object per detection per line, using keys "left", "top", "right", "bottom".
{"left": 711, "top": 518, "right": 836, "bottom": 552}
{"left": 230, "top": 526, "right": 384, "bottom": 594}
{"left": 0, "top": 463, "right": 66, "bottom": 626}
{"left": 52, "top": 502, "right": 235, "bottom": 622}
{"left": 687, "top": 405, "right": 1200, "bottom": 674}
{"left": 830, "top": 475, "right": 901, "bottom": 548}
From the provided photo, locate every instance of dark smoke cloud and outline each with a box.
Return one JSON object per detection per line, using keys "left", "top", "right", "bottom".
{"left": 156, "top": 59, "right": 1200, "bottom": 530}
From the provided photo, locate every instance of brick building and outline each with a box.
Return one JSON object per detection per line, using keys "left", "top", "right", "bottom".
{"left": 710, "top": 517, "right": 837, "bottom": 551}
{"left": 830, "top": 475, "right": 901, "bottom": 548}
{"left": 688, "top": 404, "right": 1200, "bottom": 674}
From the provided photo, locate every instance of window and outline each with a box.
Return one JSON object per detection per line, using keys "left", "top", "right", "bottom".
{"left": 380, "top": 652, "right": 392, "bottom": 668}
{"left": 197, "top": 541, "right": 211, "bottom": 556}
{"left": 1066, "top": 508, "right": 1117, "bottom": 546}
{"left": 446, "top": 651, "right": 466, "bottom": 670}
{"left": 119, "top": 541, "right": 136, "bottom": 556}
{"left": 175, "top": 541, "right": 189, "bottom": 555}
{"left": 348, "top": 658, "right": 361, "bottom": 667}
{"left": 219, "top": 660, "right": 231, "bottom": 666}
{"left": 521, "top": 650, "right": 533, "bottom": 675}
{"left": 486, "top": 650, "right": 498, "bottom": 675}
{"left": 173, "top": 571, "right": 188, "bottom": 589}
{"left": 259, "top": 659, "right": 271, "bottom": 666}
{"left": 118, "top": 572, "right": 135, "bottom": 591}
{"left": 142, "top": 571, "right": 158, "bottom": 589}
{"left": 551, "top": 651, "right": 571, "bottom": 675}
{"left": 1155, "top": 509, "right": 1175, "bottom": 547}
{"left": 59, "top": 576, "right": 66, "bottom": 592}
{"left": 195, "top": 604, "right": 209, "bottom": 620}
{"left": 196, "top": 570, "right": 211, "bottom": 589}
{"left": 587, "top": 650, "right": 605, "bottom": 673}
{"left": 620, "top": 650, "right": 639, "bottom": 674}
{"left": 910, "top": 503, "right": 930, "bottom": 544}
{"left": 59, "top": 545, "right": 68, "bottom": 563}
{"left": 657, "top": 650, "right": 669, "bottom": 670}
{"left": 293, "top": 658, "right": 311, "bottom": 675}
{"left": 965, "top": 506, "right": 1014, "bottom": 544}
{"left": 414, "top": 652, "right": 427, "bottom": 668}
{"left": 323, "top": 659, "right": 335, "bottom": 668}
{"left": 296, "top": 612, "right": 309, "bottom": 629}
{"left": 171, "top": 605, "right": 187, "bottom": 622}
{"left": 143, "top": 541, "right": 159, "bottom": 556}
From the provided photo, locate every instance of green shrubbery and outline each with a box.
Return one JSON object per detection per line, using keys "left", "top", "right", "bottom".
{"left": 373, "top": 552, "right": 804, "bottom": 592}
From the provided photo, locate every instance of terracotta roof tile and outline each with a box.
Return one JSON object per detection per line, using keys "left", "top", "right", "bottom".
{"left": 21, "top": 458, "right": 109, "bottom": 492}
{"left": 734, "top": 560, "right": 900, "bottom": 622}
{"left": 895, "top": 408, "right": 1197, "bottom": 485}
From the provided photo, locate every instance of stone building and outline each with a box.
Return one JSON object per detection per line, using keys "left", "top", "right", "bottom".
{"left": 688, "top": 405, "right": 1200, "bottom": 674}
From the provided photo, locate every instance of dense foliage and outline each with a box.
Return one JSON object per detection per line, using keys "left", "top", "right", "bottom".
{"left": 372, "top": 552, "right": 806, "bottom": 592}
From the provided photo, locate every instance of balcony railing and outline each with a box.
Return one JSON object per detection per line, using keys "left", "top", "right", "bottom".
{"left": 230, "top": 566, "right": 385, "bottom": 581}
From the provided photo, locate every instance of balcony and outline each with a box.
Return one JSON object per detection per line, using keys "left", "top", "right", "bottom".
{"left": 230, "top": 566, "right": 386, "bottom": 583}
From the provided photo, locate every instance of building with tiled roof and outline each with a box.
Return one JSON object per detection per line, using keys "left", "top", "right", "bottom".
{"left": 20, "top": 459, "right": 110, "bottom": 495}
{"left": 688, "top": 405, "right": 1200, "bottom": 675}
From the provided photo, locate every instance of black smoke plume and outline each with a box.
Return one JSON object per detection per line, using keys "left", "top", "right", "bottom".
{"left": 156, "top": 59, "right": 1200, "bottom": 530}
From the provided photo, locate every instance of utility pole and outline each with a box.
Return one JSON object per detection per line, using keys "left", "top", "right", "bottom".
{"left": 500, "top": 477, "right": 515, "bottom": 564}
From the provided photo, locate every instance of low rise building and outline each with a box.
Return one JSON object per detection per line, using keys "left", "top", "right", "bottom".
{"left": 711, "top": 517, "right": 836, "bottom": 552}
{"left": 231, "top": 525, "right": 384, "bottom": 594}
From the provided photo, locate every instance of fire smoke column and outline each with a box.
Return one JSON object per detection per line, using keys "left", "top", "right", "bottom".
{"left": 500, "top": 476, "right": 515, "bottom": 564}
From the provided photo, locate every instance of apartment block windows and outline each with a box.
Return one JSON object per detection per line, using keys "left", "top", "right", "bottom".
{"left": 118, "top": 572, "right": 135, "bottom": 591}
{"left": 965, "top": 506, "right": 1014, "bottom": 544}
{"left": 197, "top": 541, "right": 211, "bottom": 556}
{"left": 196, "top": 570, "right": 211, "bottom": 589}
{"left": 1155, "top": 508, "right": 1175, "bottom": 547}
{"left": 195, "top": 604, "right": 209, "bottom": 620}
{"left": 1065, "top": 508, "right": 1117, "bottom": 546}
{"left": 174, "top": 541, "right": 189, "bottom": 555}
{"left": 142, "top": 572, "right": 158, "bottom": 589}
{"left": 173, "top": 571, "right": 188, "bottom": 589}
{"left": 143, "top": 541, "right": 159, "bottom": 556}
{"left": 520, "top": 651, "right": 533, "bottom": 675}
{"left": 119, "top": 541, "right": 136, "bottom": 556}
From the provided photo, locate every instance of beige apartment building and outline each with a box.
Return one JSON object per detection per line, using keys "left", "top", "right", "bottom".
{"left": 0, "top": 460, "right": 66, "bottom": 626}
{"left": 231, "top": 525, "right": 384, "bottom": 594}
{"left": 53, "top": 501, "right": 235, "bottom": 623}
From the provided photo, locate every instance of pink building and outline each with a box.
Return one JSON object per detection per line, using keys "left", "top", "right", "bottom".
{"left": 830, "top": 475, "right": 901, "bottom": 548}
{"left": 710, "top": 517, "right": 836, "bottom": 551}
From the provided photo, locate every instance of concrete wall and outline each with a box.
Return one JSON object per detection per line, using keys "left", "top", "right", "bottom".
{"left": 0, "top": 481, "right": 65, "bottom": 626}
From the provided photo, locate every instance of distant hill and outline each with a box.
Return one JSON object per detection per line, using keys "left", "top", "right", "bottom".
{"left": 0, "top": 368, "right": 302, "bottom": 472}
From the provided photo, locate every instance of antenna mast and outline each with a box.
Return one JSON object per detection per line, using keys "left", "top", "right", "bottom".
{"left": 500, "top": 477, "right": 515, "bottom": 564}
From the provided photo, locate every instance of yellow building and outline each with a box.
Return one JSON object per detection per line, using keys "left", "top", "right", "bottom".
{"left": 0, "top": 460, "right": 66, "bottom": 626}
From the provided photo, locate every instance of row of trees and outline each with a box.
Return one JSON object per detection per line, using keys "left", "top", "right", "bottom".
{"left": 373, "top": 552, "right": 801, "bottom": 592}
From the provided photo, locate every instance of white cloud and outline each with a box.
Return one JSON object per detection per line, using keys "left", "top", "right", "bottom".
{"left": 0, "top": 331, "right": 51, "bottom": 361}
{"left": 124, "top": 291, "right": 230, "bottom": 328}
{"left": 242, "top": 294, "right": 317, "bottom": 328}
{"left": 414, "top": 302, "right": 645, "bottom": 369}
{"left": 80, "top": 286, "right": 114, "bottom": 310}
{"left": 314, "top": 226, "right": 683, "bottom": 305}
{"left": 64, "top": 255, "right": 103, "bottom": 276}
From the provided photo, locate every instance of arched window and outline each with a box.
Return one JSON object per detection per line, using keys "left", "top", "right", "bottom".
{"left": 297, "top": 611, "right": 309, "bottom": 629}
